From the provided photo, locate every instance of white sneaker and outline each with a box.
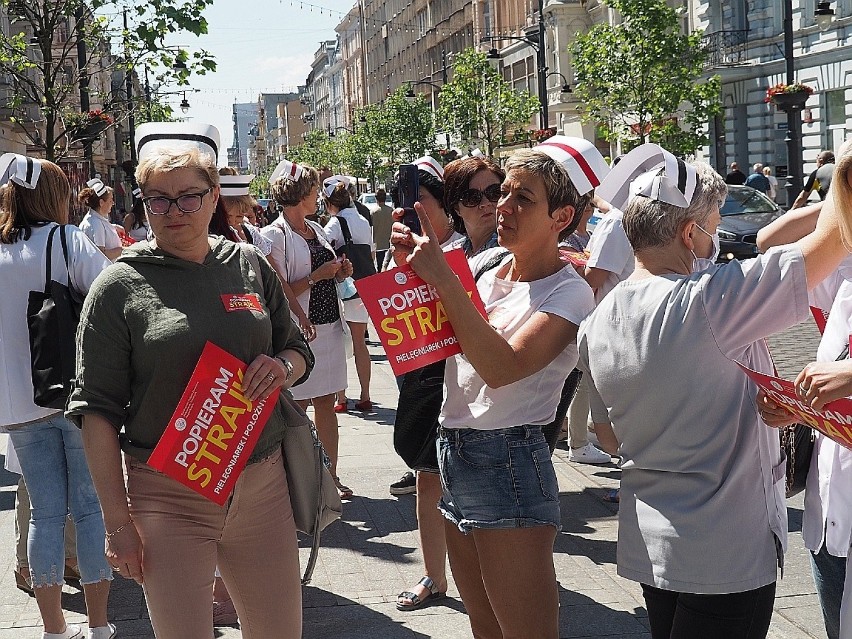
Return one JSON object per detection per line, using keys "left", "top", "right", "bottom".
{"left": 88, "top": 623, "right": 116, "bottom": 639}
{"left": 587, "top": 430, "right": 601, "bottom": 446}
{"left": 43, "top": 624, "right": 82, "bottom": 639}
{"left": 569, "top": 443, "right": 612, "bottom": 464}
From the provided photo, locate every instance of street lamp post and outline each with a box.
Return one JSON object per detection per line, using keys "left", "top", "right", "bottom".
{"left": 781, "top": 0, "right": 804, "bottom": 208}
{"left": 405, "top": 81, "right": 451, "bottom": 148}
{"left": 485, "top": 0, "right": 549, "bottom": 129}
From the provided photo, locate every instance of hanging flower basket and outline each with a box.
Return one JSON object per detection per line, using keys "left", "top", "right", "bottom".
{"left": 66, "top": 109, "right": 114, "bottom": 141}
{"left": 531, "top": 127, "right": 556, "bottom": 143}
{"left": 765, "top": 83, "right": 813, "bottom": 110}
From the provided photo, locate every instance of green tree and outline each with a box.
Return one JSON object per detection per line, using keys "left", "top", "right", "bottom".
{"left": 436, "top": 47, "right": 539, "bottom": 157}
{"left": 288, "top": 129, "right": 340, "bottom": 172}
{"left": 570, "top": 0, "right": 721, "bottom": 156}
{"left": 0, "top": 0, "right": 215, "bottom": 161}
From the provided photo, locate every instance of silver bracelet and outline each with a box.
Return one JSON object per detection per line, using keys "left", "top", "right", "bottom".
{"left": 105, "top": 520, "right": 133, "bottom": 539}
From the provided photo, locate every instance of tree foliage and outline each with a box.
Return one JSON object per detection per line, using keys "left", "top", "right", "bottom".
{"left": 570, "top": 0, "right": 721, "bottom": 156}
{"left": 0, "top": 0, "right": 215, "bottom": 161}
{"left": 290, "top": 86, "right": 435, "bottom": 185}
{"left": 435, "top": 47, "right": 539, "bottom": 156}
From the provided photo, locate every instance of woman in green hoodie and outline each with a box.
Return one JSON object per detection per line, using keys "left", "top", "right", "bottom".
{"left": 67, "top": 123, "right": 314, "bottom": 639}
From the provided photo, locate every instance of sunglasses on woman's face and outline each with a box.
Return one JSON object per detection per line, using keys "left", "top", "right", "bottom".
{"left": 459, "top": 184, "right": 502, "bottom": 208}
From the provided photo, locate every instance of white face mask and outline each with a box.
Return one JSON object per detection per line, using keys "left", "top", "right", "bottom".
{"left": 691, "top": 223, "right": 720, "bottom": 273}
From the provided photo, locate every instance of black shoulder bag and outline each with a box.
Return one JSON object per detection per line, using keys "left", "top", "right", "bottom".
{"left": 781, "top": 343, "right": 849, "bottom": 497}
{"left": 334, "top": 215, "right": 376, "bottom": 300}
{"left": 27, "top": 225, "right": 84, "bottom": 409}
{"left": 393, "top": 250, "right": 510, "bottom": 471}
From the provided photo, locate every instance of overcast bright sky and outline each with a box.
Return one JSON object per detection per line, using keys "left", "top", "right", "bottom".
{"left": 160, "top": 0, "right": 356, "bottom": 164}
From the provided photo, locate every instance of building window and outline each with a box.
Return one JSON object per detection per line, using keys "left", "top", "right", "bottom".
{"left": 417, "top": 9, "right": 427, "bottom": 37}
{"left": 825, "top": 89, "right": 846, "bottom": 127}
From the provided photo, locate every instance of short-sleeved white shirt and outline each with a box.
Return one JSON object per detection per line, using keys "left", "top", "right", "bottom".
{"left": 579, "top": 246, "right": 808, "bottom": 594}
{"left": 803, "top": 279, "right": 852, "bottom": 558}
{"left": 324, "top": 207, "right": 373, "bottom": 251}
{"left": 586, "top": 208, "right": 634, "bottom": 303}
{"left": 440, "top": 248, "right": 595, "bottom": 432}
{"left": 0, "top": 224, "right": 110, "bottom": 427}
{"left": 79, "top": 209, "right": 121, "bottom": 252}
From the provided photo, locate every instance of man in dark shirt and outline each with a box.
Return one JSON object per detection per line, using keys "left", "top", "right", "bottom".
{"left": 793, "top": 150, "right": 835, "bottom": 208}
{"left": 725, "top": 162, "right": 747, "bottom": 185}
{"left": 745, "top": 163, "right": 771, "bottom": 194}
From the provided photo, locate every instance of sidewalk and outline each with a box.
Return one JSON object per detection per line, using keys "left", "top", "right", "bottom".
{"left": 0, "top": 321, "right": 827, "bottom": 638}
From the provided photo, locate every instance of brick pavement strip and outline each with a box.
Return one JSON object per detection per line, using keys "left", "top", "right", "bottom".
{"left": 0, "top": 319, "right": 828, "bottom": 638}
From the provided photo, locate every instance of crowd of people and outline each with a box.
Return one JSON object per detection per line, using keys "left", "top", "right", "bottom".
{"left": 1, "top": 119, "right": 852, "bottom": 639}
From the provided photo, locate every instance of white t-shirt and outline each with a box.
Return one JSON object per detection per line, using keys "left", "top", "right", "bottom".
{"left": 803, "top": 278, "right": 852, "bottom": 558}
{"left": 79, "top": 209, "right": 121, "bottom": 252}
{"left": 586, "top": 208, "right": 635, "bottom": 303}
{"left": 0, "top": 224, "right": 110, "bottom": 427}
{"left": 324, "top": 207, "right": 373, "bottom": 251}
{"left": 809, "top": 253, "right": 852, "bottom": 315}
{"left": 440, "top": 248, "right": 595, "bottom": 431}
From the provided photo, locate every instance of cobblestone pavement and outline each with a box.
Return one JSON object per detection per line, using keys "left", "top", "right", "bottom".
{"left": 0, "top": 320, "right": 828, "bottom": 638}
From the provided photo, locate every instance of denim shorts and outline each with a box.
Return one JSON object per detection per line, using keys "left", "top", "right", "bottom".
{"left": 437, "top": 425, "right": 561, "bottom": 534}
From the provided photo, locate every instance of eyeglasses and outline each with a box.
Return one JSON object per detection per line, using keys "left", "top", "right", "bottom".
{"left": 143, "top": 187, "right": 213, "bottom": 215}
{"left": 459, "top": 184, "right": 502, "bottom": 208}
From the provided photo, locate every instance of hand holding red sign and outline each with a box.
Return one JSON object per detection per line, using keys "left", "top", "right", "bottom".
{"left": 795, "top": 358, "right": 852, "bottom": 410}
{"left": 147, "top": 342, "right": 280, "bottom": 505}
{"left": 738, "top": 362, "right": 852, "bottom": 450}
{"left": 356, "top": 249, "right": 486, "bottom": 376}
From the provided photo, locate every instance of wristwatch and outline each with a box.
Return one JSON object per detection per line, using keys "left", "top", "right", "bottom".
{"left": 275, "top": 355, "right": 295, "bottom": 382}
{"left": 307, "top": 275, "right": 315, "bottom": 287}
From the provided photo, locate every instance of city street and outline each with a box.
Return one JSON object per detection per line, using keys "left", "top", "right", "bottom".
{"left": 0, "top": 319, "right": 828, "bottom": 638}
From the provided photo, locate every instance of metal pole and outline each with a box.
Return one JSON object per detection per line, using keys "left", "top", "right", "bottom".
{"left": 74, "top": 5, "right": 93, "bottom": 177}
{"left": 537, "top": 0, "right": 548, "bottom": 129}
{"left": 144, "top": 67, "right": 152, "bottom": 120}
{"left": 783, "top": 0, "right": 803, "bottom": 207}
{"left": 123, "top": 11, "right": 137, "bottom": 188}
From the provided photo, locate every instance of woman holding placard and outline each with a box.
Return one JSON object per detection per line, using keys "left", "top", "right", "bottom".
{"left": 391, "top": 137, "right": 604, "bottom": 638}
{"left": 578, "top": 143, "right": 852, "bottom": 639}
{"left": 67, "top": 123, "right": 313, "bottom": 638}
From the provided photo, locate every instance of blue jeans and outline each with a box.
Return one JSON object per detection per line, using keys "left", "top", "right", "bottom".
{"left": 810, "top": 546, "right": 845, "bottom": 639}
{"left": 8, "top": 414, "right": 111, "bottom": 586}
{"left": 437, "top": 425, "right": 561, "bottom": 533}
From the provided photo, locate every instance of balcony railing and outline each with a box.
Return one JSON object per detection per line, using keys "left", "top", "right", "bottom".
{"left": 701, "top": 30, "right": 749, "bottom": 69}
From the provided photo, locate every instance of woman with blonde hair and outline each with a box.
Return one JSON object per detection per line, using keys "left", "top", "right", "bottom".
{"left": 0, "top": 154, "right": 114, "bottom": 639}
{"left": 67, "top": 123, "right": 314, "bottom": 638}
{"left": 78, "top": 177, "right": 121, "bottom": 261}
{"left": 261, "top": 159, "right": 355, "bottom": 499}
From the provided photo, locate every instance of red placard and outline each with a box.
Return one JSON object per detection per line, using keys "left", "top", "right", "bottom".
{"left": 356, "top": 249, "right": 486, "bottom": 376}
{"left": 737, "top": 362, "right": 852, "bottom": 450}
{"left": 810, "top": 305, "right": 830, "bottom": 335}
{"left": 147, "top": 342, "right": 280, "bottom": 505}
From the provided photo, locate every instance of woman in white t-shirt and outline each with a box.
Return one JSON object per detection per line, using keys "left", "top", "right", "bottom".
{"left": 0, "top": 156, "right": 114, "bottom": 639}
{"left": 391, "top": 142, "right": 601, "bottom": 638}
{"left": 79, "top": 178, "right": 122, "bottom": 261}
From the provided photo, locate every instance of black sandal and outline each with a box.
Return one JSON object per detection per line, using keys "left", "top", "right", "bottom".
{"left": 396, "top": 576, "right": 445, "bottom": 611}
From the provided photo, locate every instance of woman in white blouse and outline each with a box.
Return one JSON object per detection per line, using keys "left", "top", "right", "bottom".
{"left": 79, "top": 177, "right": 121, "bottom": 261}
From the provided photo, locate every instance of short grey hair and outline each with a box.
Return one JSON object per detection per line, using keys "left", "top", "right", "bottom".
{"left": 504, "top": 148, "right": 590, "bottom": 239}
{"left": 753, "top": 163, "right": 764, "bottom": 173}
{"left": 622, "top": 162, "right": 727, "bottom": 252}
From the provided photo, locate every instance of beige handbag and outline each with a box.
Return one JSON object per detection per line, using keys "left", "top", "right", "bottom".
{"left": 241, "top": 245, "right": 343, "bottom": 584}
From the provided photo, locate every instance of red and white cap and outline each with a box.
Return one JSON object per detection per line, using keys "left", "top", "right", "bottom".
{"left": 597, "top": 143, "right": 697, "bottom": 210}
{"left": 533, "top": 135, "right": 609, "bottom": 196}
{"left": 219, "top": 174, "right": 255, "bottom": 197}
{"left": 413, "top": 155, "right": 444, "bottom": 181}
{"left": 269, "top": 159, "right": 304, "bottom": 184}
{"left": 323, "top": 175, "right": 350, "bottom": 198}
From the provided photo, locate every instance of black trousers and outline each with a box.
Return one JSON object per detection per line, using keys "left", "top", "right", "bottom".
{"left": 641, "top": 582, "right": 776, "bottom": 639}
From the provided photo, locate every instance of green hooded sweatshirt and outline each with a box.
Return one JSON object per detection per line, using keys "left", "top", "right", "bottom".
{"left": 67, "top": 237, "right": 313, "bottom": 464}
